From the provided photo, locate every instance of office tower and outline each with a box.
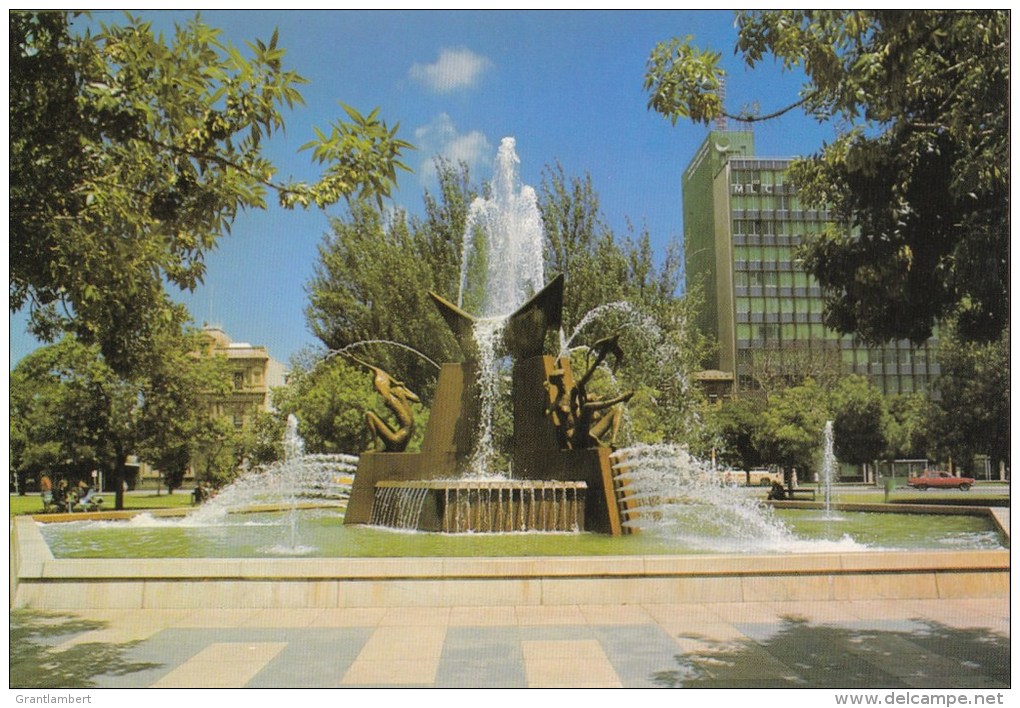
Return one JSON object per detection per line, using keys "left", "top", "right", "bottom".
{"left": 682, "top": 130, "right": 939, "bottom": 398}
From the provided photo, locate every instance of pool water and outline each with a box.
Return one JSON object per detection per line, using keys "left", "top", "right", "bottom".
{"left": 37, "top": 507, "right": 1006, "bottom": 559}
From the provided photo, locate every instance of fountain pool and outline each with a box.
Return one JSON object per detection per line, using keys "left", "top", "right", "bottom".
{"left": 34, "top": 505, "right": 1007, "bottom": 559}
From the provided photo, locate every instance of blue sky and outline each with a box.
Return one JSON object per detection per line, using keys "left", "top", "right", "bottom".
{"left": 9, "top": 9, "right": 837, "bottom": 369}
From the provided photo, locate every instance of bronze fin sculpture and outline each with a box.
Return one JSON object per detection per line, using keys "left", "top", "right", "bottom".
{"left": 503, "top": 273, "right": 564, "bottom": 360}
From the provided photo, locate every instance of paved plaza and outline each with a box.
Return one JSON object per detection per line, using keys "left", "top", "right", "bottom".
{"left": 11, "top": 596, "right": 1009, "bottom": 689}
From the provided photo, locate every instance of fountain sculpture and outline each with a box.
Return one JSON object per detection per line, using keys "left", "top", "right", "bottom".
{"left": 344, "top": 137, "right": 637, "bottom": 535}
{"left": 345, "top": 273, "right": 636, "bottom": 534}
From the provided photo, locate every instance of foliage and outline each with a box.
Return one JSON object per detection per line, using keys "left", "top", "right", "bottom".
{"left": 538, "top": 164, "right": 710, "bottom": 445}
{"left": 927, "top": 324, "right": 1009, "bottom": 473}
{"left": 704, "top": 397, "right": 767, "bottom": 471}
{"left": 753, "top": 379, "right": 830, "bottom": 475}
{"left": 10, "top": 324, "right": 232, "bottom": 506}
{"left": 883, "top": 393, "right": 935, "bottom": 461}
{"left": 303, "top": 158, "right": 708, "bottom": 452}
{"left": 828, "top": 376, "right": 888, "bottom": 465}
{"left": 305, "top": 160, "right": 471, "bottom": 400}
{"left": 10, "top": 11, "right": 412, "bottom": 377}
{"left": 134, "top": 332, "right": 232, "bottom": 493}
{"left": 11, "top": 336, "right": 139, "bottom": 509}
{"left": 236, "top": 409, "right": 287, "bottom": 469}
{"left": 644, "top": 10, "right": 1008, "bottom": 344}
{"left": 190, "top": 416, "right": 243, "bottom": 488}
{"left": 274, "top": 352, "right": 429, "bottom": 455}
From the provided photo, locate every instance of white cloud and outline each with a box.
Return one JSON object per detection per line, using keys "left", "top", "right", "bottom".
{"left": 409, "top": 47, "right": 492, "bottom": 93}
{"left": 414, "top": 113, "right": 491, "bottom": 185}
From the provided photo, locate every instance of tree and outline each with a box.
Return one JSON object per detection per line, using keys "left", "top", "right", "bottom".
{"left": 236, "top": 409, "right": 287, "bottom": 470}
{"left": 884, "top": 393, "right": 936, "bottom": 462}
{"left": 10, "top": 321, "right": 232, "bottom": 508}
{"left": 11, "top": 346, "right": 70, "bottom": 494}
{"left": 303, "top": 159, "right": 709, "bottom": 453}
{"left": 538, "top": 164, "right": 710, "bottom": 445}
{"left": 12, "top": 336, "right": 141, "bottom": 510}
{"left": 927, "top": 324, "right": 1009, "bottom": 474}
{"left": 829, "top": 375, "right": 888, "bottom": 478}
{"left": 134, "top": 330, "right": 232, "bottom": 494}
{"left": 190, "top": 416, "right": 243, "bottom": 489}
{"left": 10, "top": 11, "right": 412, "bottom": 377}
{"left": 705, "top": 396, "right": 767, "bottom": 472}
{"left": 753, "top": 379, "right": 830, "bottom": 480}
{"left": 645, "top": 10, "right": 1008, "bottom": 344}
{"left": 737, "top": 343, "right": 846, "bottom": 404}
{"left": 305, "top": 161, "right": 471, "bottom": 401}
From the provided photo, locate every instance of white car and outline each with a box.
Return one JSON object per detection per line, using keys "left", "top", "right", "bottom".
{"left": 721, "top": 469, "right": 783, "bottom": 487}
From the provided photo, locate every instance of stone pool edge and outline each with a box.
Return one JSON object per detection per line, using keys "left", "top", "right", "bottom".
{"left": 10, "top": 513, "right": 1009, "bottom": 610}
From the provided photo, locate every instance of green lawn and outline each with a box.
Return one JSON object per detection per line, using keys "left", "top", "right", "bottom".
{"left": 9, "top": 491, "right": 195, "bottom": 517}
{"left": 806, "top": 482, "right": 1009, "bottom": 506}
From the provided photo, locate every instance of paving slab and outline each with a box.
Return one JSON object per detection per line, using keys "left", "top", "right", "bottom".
{"left": 9, "top": 595, "right": 1010, "bottom": 689}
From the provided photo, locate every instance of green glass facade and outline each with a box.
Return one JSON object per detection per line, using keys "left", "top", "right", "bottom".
{"left": 682, "top": 131, "right": 939, "bottom": 396}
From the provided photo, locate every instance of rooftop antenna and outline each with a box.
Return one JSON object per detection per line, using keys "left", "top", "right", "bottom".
{"left": 714, "top": 77, "right": 728, "bottom": 131}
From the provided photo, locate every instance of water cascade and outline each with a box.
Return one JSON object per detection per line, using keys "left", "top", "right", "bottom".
{"left": 458, "top": 137, "right": 545, "bottom": 317}
{"left": 468, "top": 317, "right": 509, "bottom": 477}
{"left": 456, "top": 137, "right": 548, "bottom": 475}
{"left": 611, "top": 444, "right": 795, "bottom": 552}
{"left": 187, "top": 416, "right": 356, "bottom": 535}
{"left": 324, "top": 340, "right": 441, "bottom": 371}
{"left": 366, "top": 480, "right": 585, "bottom": 533}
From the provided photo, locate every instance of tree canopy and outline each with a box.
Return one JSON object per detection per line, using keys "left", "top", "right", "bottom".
{"left": 10, "top": 322, "right": 229, "bottom": 507}
{"left": 10, "top": 11, "right": 412, "bottom": 377}
{"left": 645, "top": 10, "right": 1008, "bottom": 344}
{"left": 927, "top": 324, "right": 1010, "bottom": 473}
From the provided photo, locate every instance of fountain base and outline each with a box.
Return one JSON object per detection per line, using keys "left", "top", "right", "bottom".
{"left": 345, "top": 356, "right": 630, "bottom": 534}
{"left": 371, "top": 480, "right": 586, "bottom": 532}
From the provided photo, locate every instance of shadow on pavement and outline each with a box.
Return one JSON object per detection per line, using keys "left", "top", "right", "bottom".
{"left": 652, "top": 616, "right": 1010, "bottom": 689}
{"left": 10, "top": 610, "right": 161, "bottom": 688}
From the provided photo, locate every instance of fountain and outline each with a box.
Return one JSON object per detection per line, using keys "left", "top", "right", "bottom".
{"left": 345, "top": 269, "right": 631, "bottom": 533}
{"left": 11, "top": 138, "right": 1009, "bottom": 614}
{"left": 342, "top": 137, "right": 660, "bottom": 535}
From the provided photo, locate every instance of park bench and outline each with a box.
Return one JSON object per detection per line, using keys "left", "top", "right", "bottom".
{"left": 786, "top": 488, "right": 817, "bottom": 501}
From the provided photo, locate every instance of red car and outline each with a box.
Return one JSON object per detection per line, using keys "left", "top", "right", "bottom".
{"left": 907, "top": 470, "right": 975, "bottom": 491}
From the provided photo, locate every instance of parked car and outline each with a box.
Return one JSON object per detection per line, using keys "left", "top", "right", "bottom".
{"left": 907, "top": 470, "right": 975, "bottom": 491}
{"left": 721, "top": 469, "right": 783, "bottom": 487}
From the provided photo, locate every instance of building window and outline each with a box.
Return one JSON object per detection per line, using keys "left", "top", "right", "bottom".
{"left": 233, "top": 372, "right": 244, "bottom": 390}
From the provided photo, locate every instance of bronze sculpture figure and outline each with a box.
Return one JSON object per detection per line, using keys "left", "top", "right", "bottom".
{"left": 357, "top": 359, "right": 420, "bottom": 453}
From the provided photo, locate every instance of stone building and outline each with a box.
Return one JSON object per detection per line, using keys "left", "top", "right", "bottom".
{"left": 138, "top": 326, "right": 287, "bottom": 489}
{"left": 197, "top": 325, "right": 288, "bottom": 428}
